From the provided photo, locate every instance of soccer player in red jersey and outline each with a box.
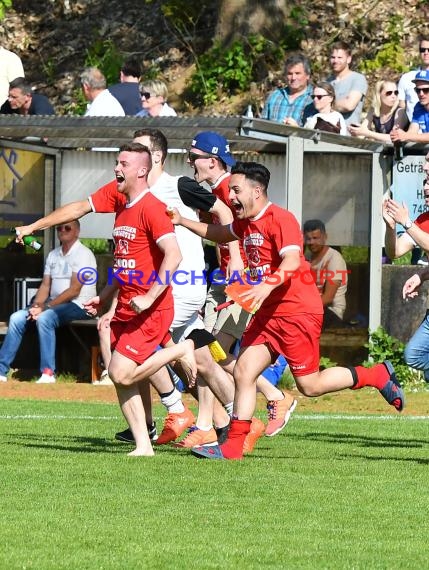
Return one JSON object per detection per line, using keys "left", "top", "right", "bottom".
{"left": 171, "top": 161, "right": 404, "bottom": 460}
{"left": 84, "top": 143, "right": 196, "bottom": 456}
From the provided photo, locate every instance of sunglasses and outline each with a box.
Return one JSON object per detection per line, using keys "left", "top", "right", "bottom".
{"left": 188, "top": 151, "right": 215, "bottom": 162}
{"left": 140, "top": 92, "right": 152, "bottom": 99}
{"left": 56, "top": 225, "right": 72, "bottom": 232}
{"left": 415, "top": 87, "right": 429, "bottom": 95}
{"left": 384, "top": 90, "right": 399, "bottom": 96}
{"left": 311, "top": 94, "right": 330, "bottom": 100}
{"left": 420, "top": 47, "right": 429, "bottom": 53}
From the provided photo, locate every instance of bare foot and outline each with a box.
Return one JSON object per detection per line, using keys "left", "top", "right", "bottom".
{"left": 175, "top": 338, "right": 197, "bottom": 388}
{"left": 128, "top": 447, "right": 155, "bottom": 457}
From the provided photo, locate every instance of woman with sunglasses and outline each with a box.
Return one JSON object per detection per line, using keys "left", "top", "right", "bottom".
{"left": 349, "top": 80, "right": 408, "bottom": 142}
{"left": 304, "top": 81, "right": 347, "bottom": 135}
{"left": 136, "top": 79, "right": 177, "bottom": 117}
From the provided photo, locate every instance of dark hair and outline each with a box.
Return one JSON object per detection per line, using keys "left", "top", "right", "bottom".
{"left": 8, "top": 77, "right": 32, "bottom": 95}
{"left": 231, "top": 161, "right": 270, "bottom": 192}
{"left": 285, "top": 53, "right": 311, "bottom": 76}
{"left": 119, "top": 142, "right": 152, "bottom": 170}
{"left": 133, "top": 128, "right": 168, "bottom": 163}
{"left": 314, "top": 81, "right": 336, "bottom": 101}
{"left": 419, "top": 35, "right": 429, "bottom": 47}
{"left": 121, "top": 58, "right": 142, "bottom": 79}
{"left": 303, "top": 219, "right": 326, "bottom": 234}
{"left": 330, "top": 41, "right": 352, "bottom": 56}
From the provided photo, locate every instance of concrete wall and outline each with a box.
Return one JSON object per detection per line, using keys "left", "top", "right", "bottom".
{"left": 381, "top": 265, "right": 427, "bottom": 343}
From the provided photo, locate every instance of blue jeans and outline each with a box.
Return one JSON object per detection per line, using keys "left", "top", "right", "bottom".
{"left": 0, "top": 302, "right": 91, "bottom": 376}
{"left": 404, "top": 310, "right": 429, "bottom": 382}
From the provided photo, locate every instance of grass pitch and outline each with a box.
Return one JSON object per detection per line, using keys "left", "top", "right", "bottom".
{"left": 1, "top": 399, "right": 428, "bottom": 569}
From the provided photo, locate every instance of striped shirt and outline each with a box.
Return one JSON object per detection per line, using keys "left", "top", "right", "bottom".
{"left": 261, "top": 85, "right": 313, "bottom": 126}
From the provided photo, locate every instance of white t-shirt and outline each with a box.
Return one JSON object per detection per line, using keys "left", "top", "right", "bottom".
{"left": 85, "top": 89, "right": 125, "bottom": 116}
{"left": 150, "top": 171, "right": 206, "bottom": 306}
{"left": 159, "top": 103, "right": 177, "bottom": 117}
{"left": 44, "top": 240, "right": 97, "bottom": 307}
{"left": 398, "top": 69, "right": 420, "bottom": 123}
{"left": 309, "top": 247, "right": 348, "bottom": 319}
{"left": 304, "top": 111, "right": 348, "bottom": 135}
{"left": 0, "top": 47, "right": 25, "bottom": 105}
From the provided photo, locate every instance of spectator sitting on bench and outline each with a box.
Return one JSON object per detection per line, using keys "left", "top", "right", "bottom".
{"left": 0, "top": 220, "right": 97, "bottom": 384}
{"left": 303, "top": 219, "right": 348, "bottom": 329}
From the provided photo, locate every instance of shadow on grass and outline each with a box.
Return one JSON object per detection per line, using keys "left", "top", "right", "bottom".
{"left": 5, "top": 433, "right": 125, "bottom": 453}
{"left": 298, "top": 431, "right": 429, "bottom": 448}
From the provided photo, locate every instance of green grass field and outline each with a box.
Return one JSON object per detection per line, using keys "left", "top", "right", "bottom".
{"left": 1, "top": 399, "right": 428, "bottom": 570}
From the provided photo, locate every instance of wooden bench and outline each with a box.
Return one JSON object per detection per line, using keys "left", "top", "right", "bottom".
{"left": 65, "top": 319, "right": 102, "bottom": 381}
{"left": 0, "top": 319, "right": 102, "bottom": 382}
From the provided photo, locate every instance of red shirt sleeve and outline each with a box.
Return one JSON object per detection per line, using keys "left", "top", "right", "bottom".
{"left": 89, "top": 180, "right": 126, "bottom": 213}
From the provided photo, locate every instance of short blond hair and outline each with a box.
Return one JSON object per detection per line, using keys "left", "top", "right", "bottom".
{"left": 139, "top": 79, "right": 168, "bottom": 100}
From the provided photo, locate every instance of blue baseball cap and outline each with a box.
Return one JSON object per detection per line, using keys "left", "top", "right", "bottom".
{"left": 191, "top": 131, "right": 235, "bottom": 167}
{"left": 413, "top": 70, "right": 429, "bottom": 83}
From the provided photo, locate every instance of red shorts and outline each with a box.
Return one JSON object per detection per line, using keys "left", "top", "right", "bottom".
{"left": 110, "top": 306, "right": 174, "bottom": 364}
{"left": 241, "top": 312, "right": 322, "bottom": 376}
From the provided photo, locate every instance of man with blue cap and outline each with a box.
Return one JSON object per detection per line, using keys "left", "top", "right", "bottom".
{"left": 391, "top": 69, "right": 429, "bottom": 144}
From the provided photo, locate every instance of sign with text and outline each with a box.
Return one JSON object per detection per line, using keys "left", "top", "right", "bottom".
{"left": 391, "top": 155, "right": 426, "bottom": 221}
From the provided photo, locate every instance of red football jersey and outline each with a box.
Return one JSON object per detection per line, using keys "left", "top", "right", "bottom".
{"left": 231, "top": 202, "right": 323, "bottom": 315}
{"left": 90, "top": 184, "right": 176, "bottom": 319}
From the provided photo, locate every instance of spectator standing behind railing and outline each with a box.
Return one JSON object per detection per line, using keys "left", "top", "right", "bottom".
{"left": 0, "top": 45, "right": 24, "bottom": 106}
{"left": 390, "top": 70, "right": 429, "bottom": 144}
{"left": 349, "top": 80, "right": 408, "bottom": 143}
{"left": 108, "top": 58, "right": 142, "bottom": 115}
{"left": 0, "top": 77, "right": 55, "bottom": 115}
{"left": 327, "top": 41, "right": 368, "bottom": 126}
{"left": 0, "top": 220, "right": 97, "bottom": 384}
{"left": 303, "top": 81, "right": 347, "bottom": 135}
{"left": 261, "top": 53, "right": 314, "bottom": 127}
{"left": 136, "top": 79, "right": 177, "bottom": 117}
{"left": 398, "top": 35, "right": 429, "bottom": 123}
{"left": 81, "top": 67, "right": 125, "bottom": 116}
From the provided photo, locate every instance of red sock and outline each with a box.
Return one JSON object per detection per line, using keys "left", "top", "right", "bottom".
{"left": 220, "top": 419, "right": 251, "bottom": 459}
{"left": 350, "top": 363, "right": 389, "bottom": 390}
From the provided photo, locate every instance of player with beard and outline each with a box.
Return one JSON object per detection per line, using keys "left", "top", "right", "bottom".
{"left": 188, "top": 132, "right": 298, "bottom": 450}
{"left": 170, "top": 161, "right": 404, "bottom": 460}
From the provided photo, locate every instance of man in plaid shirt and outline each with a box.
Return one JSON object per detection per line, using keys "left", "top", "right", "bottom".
{"left": 261, "top": 53, "right": 314, "bottom": 127}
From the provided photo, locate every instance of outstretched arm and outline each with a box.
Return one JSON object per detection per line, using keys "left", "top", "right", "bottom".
{"left": 169, "top": 207, "right": 237, "bottom": 244}
{"left": 15, "top": 200, "right": 92, "bottom": 238}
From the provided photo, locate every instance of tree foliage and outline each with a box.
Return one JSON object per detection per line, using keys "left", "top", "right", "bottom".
{"left": 0, "top": 0, "right": 12, "bottom": 20}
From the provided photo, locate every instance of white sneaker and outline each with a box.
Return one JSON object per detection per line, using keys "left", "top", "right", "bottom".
{"left": 36, "top": 368, "right": 56, "bottom": 384}
{"left": 0, "top": 375, "right": 7, "bottom": 382}
{"left": 96, "top": 370, "right": 113, "bottom": 386}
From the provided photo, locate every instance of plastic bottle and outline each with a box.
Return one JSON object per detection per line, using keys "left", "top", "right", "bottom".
{"left": 246, "top": 104, "right": 253, "bottom": 118}
{"left": 12, "top": 229, "right": 43, "bottom": 251}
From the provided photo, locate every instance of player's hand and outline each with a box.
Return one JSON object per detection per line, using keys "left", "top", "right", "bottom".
{"left": 84, "top": 296, "right": 101, "bottom": 316}
{"left": 225, "top": 257, "right": 245, "bottom": 280}
{"left": 14, "top": 225, "right": 34, "bottom": 243}
{"left": 403, "top": 273, "right": 422, "bottom": 300}
{"left": 238, "top": 282, "right": 272, "bottom": 311}
{"left": 129, "top": 295, "right": 153, "bottom": 314}
{"left": 97, "top": 311, "right": 113, "bottom": 332}
{"left": 166, "top": 206, "right": 181, "bottom": 225}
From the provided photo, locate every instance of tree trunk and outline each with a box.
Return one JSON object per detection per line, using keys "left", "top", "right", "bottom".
{"left": 215, "top": 0, "right": 291, "bottom": 46}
